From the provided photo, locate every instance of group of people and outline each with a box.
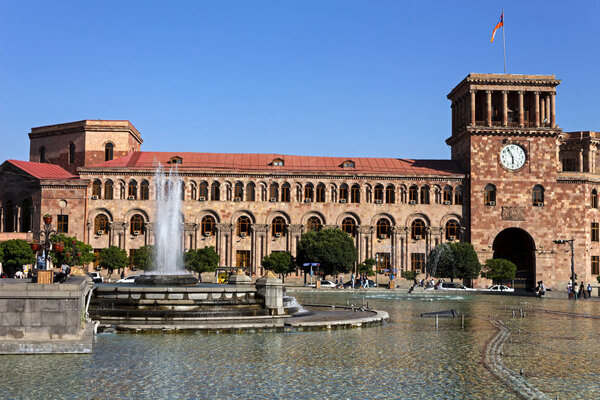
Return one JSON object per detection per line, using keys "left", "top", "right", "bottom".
{"left": 334, "top": 273, "right": 371, "bottom": 289}
{"left": 534, "top": 280, "right": 546, "bottom": 295}
{"left": 567, "top": 280, "right": 593, "bottom": 299}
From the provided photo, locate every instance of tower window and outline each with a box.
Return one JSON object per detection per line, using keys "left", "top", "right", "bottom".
{"left": 68, "top": 143, "right": 76, "bottom": 164}
{"left": 105, "top": 143, "right": 114, "bottom": 162}
{"left": 39, "top": 147, "right": 46, "bottom": 163}
{"left": 484, "top": 184, "right": 496, "bottom": 205}
{"left": 592, "top": 223, "right": 599, "bottom": 242}
{"left": 532, "top": 185, "right": 544, "bottom": 206}
{"left": 592, "top": 189, "right": 598, "bottom": 209}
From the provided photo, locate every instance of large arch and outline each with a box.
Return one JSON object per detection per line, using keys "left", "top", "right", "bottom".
{"left": 492, "top": 228, "right": 536, "bottom": 290}
{"left": 195, "top": 209, "right": 221, "bottom": 224}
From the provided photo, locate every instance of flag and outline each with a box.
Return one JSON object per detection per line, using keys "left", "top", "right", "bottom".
{"left": 490, "top": 12, "right": 504, "bottom": 43}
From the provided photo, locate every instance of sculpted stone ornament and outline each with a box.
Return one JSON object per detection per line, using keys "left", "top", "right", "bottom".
{"left": 228, "top": 268, "right": 252, "bottom": 284}
{"left": 501, "top": 206, "right": 526, "bottom": 221}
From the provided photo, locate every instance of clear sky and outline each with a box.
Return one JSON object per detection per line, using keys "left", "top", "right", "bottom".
{"left": 1, "top": 1, "right": 599, "bottom": 162}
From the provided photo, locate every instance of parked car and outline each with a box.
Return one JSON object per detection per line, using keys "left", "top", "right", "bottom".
{"left": 89, "top": 272, "right": 103, "bottom": 283}
{"left": 304, "top": 279, "right": 337, "bottom": 288}
{"left": 437, "top": 282, "right": 474, "bottom": 291}
{"left": 116, "top": 275, "right": 139, "bottom": 284}
{"left": 486, "top": 284, "right": 515, "bottom": 293}
{"left": 342, "top": 279, "right": 377, "bottom": 288}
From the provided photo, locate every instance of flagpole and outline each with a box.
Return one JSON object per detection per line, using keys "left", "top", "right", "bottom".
{"left": 502, "top": 9, "right": 506, "bottom": 73}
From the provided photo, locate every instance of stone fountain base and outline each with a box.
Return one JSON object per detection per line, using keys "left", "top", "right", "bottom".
{"left": 134, "top": 274, "right": 198, "bottom": 286}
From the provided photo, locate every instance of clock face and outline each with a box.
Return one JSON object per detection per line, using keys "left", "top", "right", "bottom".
{"left": 500, "top": 144, "right": 526, "bottom": 170}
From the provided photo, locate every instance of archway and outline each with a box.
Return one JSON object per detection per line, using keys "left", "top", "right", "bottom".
{"left": 492, "top": 228, "right": 536, "bottom": 290}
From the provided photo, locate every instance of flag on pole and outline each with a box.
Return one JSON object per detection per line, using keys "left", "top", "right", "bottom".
{"left": 490, "top": 12, "right": 504, "bottom": 43}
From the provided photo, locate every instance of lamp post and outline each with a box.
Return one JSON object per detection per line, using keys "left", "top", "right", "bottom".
{"left": 553, "top": 239, "right": 575, "bottom": 296}
{"left": 33, "top": 214, "right": 60, "bottom": 271}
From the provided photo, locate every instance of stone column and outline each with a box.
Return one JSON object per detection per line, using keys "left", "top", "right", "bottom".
{"left": 518, "top": 91, "right": 524, "bottom": 127}
{"left": 391, "top": 226, "right": 400, "bottom": 274}
{"left": 252, "top": 224, "right": 268, "bottom": 275}
{"left": 540, "top": 93, "right": 546, "bottom": 124}
{"left": 593, "top": 147, "right": 597, "bottom": 174}
{"left": 183, "top": 223, "right": 196, "bottom": 251}
{"left": 551, "top": 91, "right": 556, "bottom": 128}
{"left": 86, "top": 222, "right": 92, "bottom": 245}
{"left": 580, "top": 149, "right": 585, "bottom": 172}
{"left": 545, "top": 94, "right": 551, "bottom": 124}
{"left": 502, "top": 91, "right": 508, "bottom": 127}
{"left": 288, "top": 224, "right": 302, "bottom": 256}
{"left": 486, "top": 90, "right": 492, "bottom": 126}
{"left": 470, "top": 90, "right": 476, "bottom": 126}
{"left": 403, "top": 227, "right": 410, "bottom": 272}
{"left": 588, "top": 146, "right": 593, "bottom": 173}
{"left": 216, "top": 223, "right": 232, "bottom": 266}
{"left": 534, "top": 92, "right": 540, "bottom": 127}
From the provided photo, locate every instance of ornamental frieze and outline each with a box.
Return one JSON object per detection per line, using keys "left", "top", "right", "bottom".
{"left": 501, "top": 206, "right": 526, "bottom": 221}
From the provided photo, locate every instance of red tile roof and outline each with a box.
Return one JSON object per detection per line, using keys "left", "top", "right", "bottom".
{"left": 5, "top": 160, "right": 78, "bottom": 180}
{"left": 89, "top": 152, "right": 463, "bottom": 176}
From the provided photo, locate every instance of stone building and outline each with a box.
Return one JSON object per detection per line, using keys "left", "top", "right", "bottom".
{"left": 1, "top": 73, "right": 599, "bottom": 290}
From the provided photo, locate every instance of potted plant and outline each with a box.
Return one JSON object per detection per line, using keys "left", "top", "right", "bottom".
{"left": 43, "top": 213, "right": 53, "bottom": 225}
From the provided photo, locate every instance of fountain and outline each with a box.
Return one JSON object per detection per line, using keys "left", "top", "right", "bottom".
{"left": 134, "top": 163, "right": 198, "bottom": 286}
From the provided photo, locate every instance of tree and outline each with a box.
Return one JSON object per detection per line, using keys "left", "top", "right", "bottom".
{"left": 133, "top": 245, "right": 155, "bottom": 271}
{"left": 184, "top": 246, "right": 219, "bottom": 281}
{"left": 50, "top": 234, "right": 95, "bottom": 267}
{"left": 296, "top": 228, "right": 358, "bottom": 277}
{"left": 0, "top": 239, "right": 35, "bottom": 277}
{"left": 358, "top": 258, "right": 376, "bottom": 276}
{"left": 427, "top": 242, "right": 481, "bottom": 282}
{"left": 453, "top": 242, "right": 481, "bottom": 280}
{"left": 262, "top": 251, "right": 295, "bottom": 282}
{"left": 481, "top": 258, "right": 517, "bottom": 283}
{"left": 401, "top": 270, "right": 417, "bottom": 281}
{"left": 98, "top": 246, "right": 129, "bottom": 275}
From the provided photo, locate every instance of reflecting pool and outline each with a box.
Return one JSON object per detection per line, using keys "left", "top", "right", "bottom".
{"left": 1, "top": 291, "right": 599, "bottom": 399}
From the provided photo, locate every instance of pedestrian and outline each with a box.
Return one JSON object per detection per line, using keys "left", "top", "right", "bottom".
{"left": 539, "top": 281, "right": 546, "bottom": 296}
{"left": 339, "top": 276, "right": 344, "bottom": 289}
{"left": 362, "top": 274, "right": 368, "bottom": 289}
{"left": 579, "top": 282, "right": 585, "bottom": 299}
{"left": 587, "top": 283, "right": 592, "bottom": 298}
{"left": 121, "top": 270, "right": 125, "bottom": 280}
{"left": 351, "top": 273, "right": 355, "bottom": 289}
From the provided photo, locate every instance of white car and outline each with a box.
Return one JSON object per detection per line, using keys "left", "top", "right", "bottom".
{"left": 304, "top": 279, "right": 337, "bottom": 288}
{"left": 116, "top": 275, "right": 139, "bottom": 284}
{"left": 438, "top": 282, "right": 475, "bottom": 291}
{"left": 89, "top": 272, "right": 103, "bottom": 283}
{"left": 487, "top": 284, "right": 514, "bottom": 293}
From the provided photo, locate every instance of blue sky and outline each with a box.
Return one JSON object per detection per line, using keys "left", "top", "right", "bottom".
{"left": 1, "top": 1, "right": 599, "bottom": 162}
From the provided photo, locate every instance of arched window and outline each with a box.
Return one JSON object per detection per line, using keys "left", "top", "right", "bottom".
{"left": 281, "top": 183, "right": 290, "bottom": 202}
{"left": 305, "top": 183, "right": 315, "bottom": 202}
{"left": 316, "top": 183, "right": 326, "bottom": 202}
{"left": 532, "top": 185, "right": 544, "bottom": 206}
{"left": 94, "top": 214, "right": 109, "bottom": 234}
{"left": 409, "top": 185, "right": 419, "bottom": 203}
{"left": 455, "top": 185, "right": 463, "bottom": 205}
{"left": 190, "top": 182, "right": 197, "bottom": 201}
{"left": 140, "top": 180, "right": 150, "bottom": 200}
{"left": 68, "top": 143, "right": 75, "bottom": 164}
{"left": 246, "top": 182, "right": 256, "bottom": 202}
{"left": 105, "top": 143, "right": 114, "bottom": 161}
{"left": 201, "top": 215, "right": 215, "bottom": 236}
{"left": 21, "top": 199, "right": 32, "bottom": 232}
{"left": 350, "top": 184, "right": 360, "bottom": 203}
{"left": 269, "top": 183, "right": 279, "bottom": 202}
{"left": 376, "top": 219, "right": 390, "bottom": 239}
{"left": 128, "top": 180, "right": 138, "bottom": 199}
{"left": 341, "top": 217, "right": 356, "bottom": 237}
{"left": 199, "top": 181, "right": 208, "bottom": 200}
{"left": 181, "top": 181, "right": 185, "bottom": 201}
{"left": 484, "top": 184, "right": 496, "bottom": 206}
{"left": 374, "top": 184, "right": 384, "bottom": 203}
{"left": 411, "top": 219, "right": 425, "bottom": 240}
{"left": 92, "top": 180, "right": 102, "bottom": 198}
{"left": 434, "top": 186, "right": 442, "bottom": 204}
{"left": 385, "top": 184, "right": 395, "bottom": 204}
{"left": 445, "top": 220, "right": 459, "bottom": 241}
{"left": 306, "top": 216, "right": 322, "bottom": 232}
{"left": 39, "top": 147, "right": 46, "bottom": 163}
{"left": 272, "top": 216, "right": 286, "bottom": 237}
{"left": 339, "top": 184, "right": 349, "bottom": 203}
{"left": 104, "top": 180, "right": 114, "bottom": 200}
{"left": 399, "top": 185, "right": 407, "bottom": 204}
{"left": 592, "top": 189, "right": 598, "bottom": 209}
{"left": 420, "top": 185, "right": 430, "bottom": 204}
{"left": 130, "top": 214, "right": 145, "bottom": 235}
{"left": 234, "top": 182, "right": 244, "bottom": 201}
{"left": 237, "top": 216, "right": 251, "bottom": 237}
{"left": 443, "top": 186, "right": 453, "bottom": 205}
{"left": 4, "top": 200, "right": 14, "bottom": 232}
{"left": 211, "top": 181, "right": 220, "bottom": 201}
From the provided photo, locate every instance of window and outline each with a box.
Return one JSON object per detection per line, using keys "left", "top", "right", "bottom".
{"left": 592, "top": 256, "right": 599, "bottom": 275}
{"left": 181, "top": 181, "right": 185, "bottom": 201}
{"left": 411, "top": 219, "right": 425, "bottom": 240}
{"left": 199, "top": 181, "right": 209, "bottom": 199}
{"left": 592, "top": 189, "right": 598, "bottom": 209}
{"left": 316, "top": 183, "right": 326, "bottom": 202}
{"left": 532, "top": 185, "right": 544, "bottom": 206}
{"left": 562, "top": 158, "right": 576, "bottom": 172}
{"left": 104, "top": 180, "right": 114, "bottom": 200}
{"left": 339, "top": 184, "right": 349, "bottom": 203}
{"left": 420, "top": 186, "right": 430, "bottom": 204}
{"left": 385, "top": 185, "right": 395, "bottom": 204}
{"left": 169, "top": 156, "right": 182, "bottom": 164}
{"left": 409, "top": 185, "right": 419, "bottom": 203}
{"left": 92, "top": 180, "right": 102, "bottom": 198}
{"left": 277, "top": 183, "right": 287, "bottom": 202}
{"left": 302, "top": 183, "right": 314, "bottom": 202}
{"left": 341, "top": 217, "right": 356, "bottom": 237}
{"left": 234, "top": 182, "right": 244, "bottom": 201}
{"left": 376, "top": 219, "right": 390, "bottom": 238}
{"left": 342, "top": 160, "right": 355, "bottom": 168}
{"left": 140, "top": 180, "right": 150, "bottom": 200}
{"left": 21, "top": 199, "right": 32, "bottom": 233}
{"left": 39, "top": 147, "right": 46, "bottom": 163}
{"left": 94, "top": 214, "right": 109, "bottom": 234}
{"left": 593, "top": 222, "right": 599, "bottom": 242}
{"left": 237, "top": 216, "right": 251, "bottom": 237}
{"left": 350, "top": 184, "right": 360, "bottom": 203}
{"left": 211, "top": 182, "right": 220, "bottom": 201}
{"left": 190, "top": 183, "right": 197, "bottom": 201}
{"left": 128, "top": 180, "right": 138, "bottom": 199}
{"left": 375, "top": 252, "right": 390, "bottom": 273}
{"left": 105, "top": 143, "right": 114, "bottom": 161}
{"left": 306, "top": 216, "right": 322, "bottom": 232}
{"left": 443, "top": 186, "right": 453, "bottom": 204}
{"left": 445, "top": 220, "right": 459, "bottom": 240}
{"left": 130, "top": 214, "right": 145, "bottom": 235}
{"left": 246, "top": 182, "right": 255, "bottom": 202}
{"left": 201, "top": 216, "right": 215, "bottom": 236}
{"left": 57, "top": 215, "right": 69, "bottom": 234}
{"left": 272, "top": 158, "right": 284, "bottom": 166}
{"left": 68, "top": 143, "right": 75, "bottom": 164}
{"left": 455, "top": 185, "right": 463, "bottom": 205}
{"left": 374, "top": 184, "right": 384, "bottom": 203}
{"left": 411, "top": 253, "right": 425, "bottom": 272}
{"left": 271, "top": 216, "right": 286, "bottom": 237}
{"left": 269, "top": 183, "right": 279, "bottom": 201}
{"left": 236, "top": 250, "right": 251, "bottom": 268}
{"left": 484, "top": 184, "right": 496, "bottom": 205}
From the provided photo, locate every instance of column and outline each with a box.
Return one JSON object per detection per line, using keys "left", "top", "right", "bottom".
{"left": 545, "top": 94, "right": 551, "bottom": 124}
{"left": 593, "top": 147, "right": 597, "bottom": 174}
{"left": 580, "top": 149, "right": 584, "bottom": 172}
{"left": 502, "top": 91, "right": 508, "bottom": 127}
{"left": 534, "top": 92, "right": 540, "bottom": 127}
{"left": 451, "top": 102, "right": 455, "bottom": 132}
{"left": 470, "top": 90, "right": 476, "bottom": 126}
{"left": 486, "top": 90, "right": 492, "bottom": 126}
{"left": 551, "top": 92, "right": 556, "bottom": 128}
{"left": 540, "top": 93, "right": 546, "bottom": 124}
{"left": 588, "top": 146, "right": 593, "bottom": 173}
{"left": 518, "top": 91, "right": 524, "bottom": 127}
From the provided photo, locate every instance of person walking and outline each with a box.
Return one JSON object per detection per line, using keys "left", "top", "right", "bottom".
{"left": 339, "top": 276, "right": 344, "bottom": 289}
{"left": 587, "top": 283, "right": 593, "bottom": 298}
{"left": 579, "top": 282, "right": 585, "bottom": 299}
{"left": 351, "top": 273, "right": 355, "bottom": 289}
{"left": 362, "top": 274, "right": 368, "bottom": 289}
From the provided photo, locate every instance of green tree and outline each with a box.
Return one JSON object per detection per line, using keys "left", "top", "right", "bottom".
{"left": 132, "top": 245, "right": 155, "bottom": 271}
{"left": 0, "top": 239, "right": 35, "bottom": 277}
{"left": 427, "top": 242, "right": 481, "bottom": 282}
{"left": 98, "top": 246, "right": 129, "bottom": 275}
{"left": 184, "top": 246, "right": 219, "bottom": 282}
{"left": 50, "top": 234, "right": 95, "bottom": 267}
{"left": 453, "top": 242, "right": 481, "bottom": 281}
{"left": 296, "top": 228, "right": 358, "bottom": 277}
{"left": 262, "top": 251, "right": 295, "bottom": 282}
{"left": 481, "top": 258, "right": 517, "bottom": 283}
{"left": 401, "top": 270, "right": 417, "bottom": 281}
{"left": 358, "top": 258, "right": 376, "bottom": 276}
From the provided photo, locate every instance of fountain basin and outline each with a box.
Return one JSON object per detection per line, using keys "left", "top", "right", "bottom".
{"left": 134, "top": 274, "right": 198, "bottom": 286}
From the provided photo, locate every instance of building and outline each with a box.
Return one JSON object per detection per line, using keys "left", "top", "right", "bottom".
{"left": 1, "top": 73, "right": 598, "bottom": 289}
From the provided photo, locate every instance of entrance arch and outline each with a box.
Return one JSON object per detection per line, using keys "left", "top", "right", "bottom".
{"left": 492, "top": 228, "right": 536, "bottom": 290}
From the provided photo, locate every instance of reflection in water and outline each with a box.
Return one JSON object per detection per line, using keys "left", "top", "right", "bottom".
{"left": 1, "top": 293, "right": 599, "bottom": 399}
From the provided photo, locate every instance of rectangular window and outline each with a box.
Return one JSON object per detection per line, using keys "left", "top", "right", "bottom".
{"left": 593, "top": 223, "right": 599, "bottom": 242}
{"left": 592, "top": 256, "right": 599, "bottom": 275}
{"left": 57, "top": 215, "right": 68, "bottom": 234}
{"left": 375, "top": 252, "right": 390, "bottom": 273}
{"left": 236, "top": 250, "right": 251, "bottom": 268}
{"left": 562, "top": 158, "right": 576, "bottom": 172}
{"left": 411, "top": 253, "right": 425, "bottom": 273}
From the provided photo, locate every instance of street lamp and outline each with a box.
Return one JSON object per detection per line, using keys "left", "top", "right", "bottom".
{"left": 553, "top": 239, "right": 575, "bottom": 295}
{"left": 32, "top": 214, "right": 61, "bottom": 271}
